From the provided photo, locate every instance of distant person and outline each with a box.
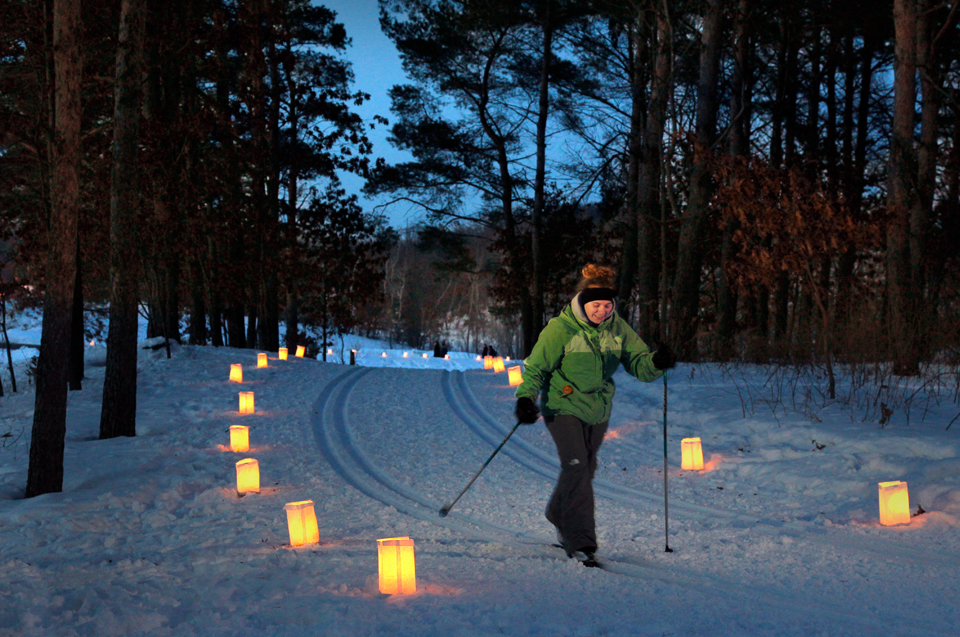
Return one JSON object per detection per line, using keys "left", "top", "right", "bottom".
{"left": 488, "top": 345, "right": 497, "bottom": 357}
{"left": 441, "top": 341, "right": 449, "bottom": 357}
{"left": 514, "top": 264, "right": 675, "bottom": 566}
{"left": 433, "top": 341, "right": 443, "bottom": 357}
{"left": 481, "top": 344, "right": 489, "bottom": 357}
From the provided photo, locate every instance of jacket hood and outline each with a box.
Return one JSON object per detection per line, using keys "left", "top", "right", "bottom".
{"left": 569, "top": 292, "right": 618, "bottom": 328}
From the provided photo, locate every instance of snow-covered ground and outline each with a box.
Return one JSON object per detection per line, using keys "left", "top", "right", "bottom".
{"left": 1, "top": 315, "right": 959, "bottom": 636}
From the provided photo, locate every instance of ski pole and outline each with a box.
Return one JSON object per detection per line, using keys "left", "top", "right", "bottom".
{"left": 663, "top": 370, "right": 673, "bottom": 552}
{"left": 439, "top": 421, "right": 522, "bottom": 517}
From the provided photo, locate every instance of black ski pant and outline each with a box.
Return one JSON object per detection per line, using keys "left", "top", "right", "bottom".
{"left": 544, "top": 414, "right": 608, "bottom": 553}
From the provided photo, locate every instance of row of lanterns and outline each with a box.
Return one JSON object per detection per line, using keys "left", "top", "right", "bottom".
{"left": 226, "top": 346, "right": 915, "bottom": 598}
{"left": 226, "top": 350, "right": 418, "bottom": 595}
{"left": 480, "top": 355, "right": 524, "bottom": 387}
{"left": 678, "top": 437, "right": 913, "bottom": 525}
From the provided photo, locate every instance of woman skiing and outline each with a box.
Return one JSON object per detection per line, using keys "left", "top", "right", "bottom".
{"left": 514, "top": 264, "right": 676, "bottom": 564}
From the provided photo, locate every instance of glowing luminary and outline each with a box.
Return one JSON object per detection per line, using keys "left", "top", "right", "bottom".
{"left": 403, "top": 352, "right": 409, "bottom": 358}
{"left": 279, "top": 347, "right": 288, "bottom": 360}
{"left": 879, "top": 481, "right": 911, "bottom": 526}
{"left": 236, "top": 458, "right": 260, "bottom": 494}
{"left": 327, "top": 348, "right": 333, "bottom": 356}
{"left": 377, "top": 537, "right": 416, "bottom": 595}
{"left": 444, "top": 354, "right": 450, "bottom": 360}
{"left": 257, "top": 353, "right": 268, "bottom": 368}
{"left": 507, "top": 366, "right": 523, "bottom": 386}
{"left": 296, "top": 345, "right": 306, "bottom": 358}
{"left": 229, "top": 364, "right": 243, "bottom": 383}
{"left": 284, "top": 500, "right": 320, "bottom": 547}
{"left": 229, "top": 425, "right": 249, "bottom": 453}
{"left": 681, "top": 437, "right": 704, "bottom": 471}
{"left": 382, "top": 352, "right": 388, "bottom": 357}
{"left": 483, "top": 356, "right": 494, "bottom": 369}
{"left": 239, "top": 391, "right": 255, "bottom": 415}
{"left": 422, "top": 353, "right": 428, "bottom": 359}
{"left": 493, "top": 357, "right": 506, "bottom": 373}
{"left": 505, "top": 357, "right": 511, "bottom": 362}
{"left": 476, "top": 355, "right": 482, "bottom": 361}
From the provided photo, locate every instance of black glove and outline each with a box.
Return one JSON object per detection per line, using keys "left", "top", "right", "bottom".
{"left": 515, "top": 397, "right": 540, "bottom": 424}
{"left": 651, "top": 343, "right": 677, "bottom": 370}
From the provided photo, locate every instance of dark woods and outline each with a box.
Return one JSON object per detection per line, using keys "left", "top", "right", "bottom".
{"left": 370, "top": 0, "right": 960, "bottom": 376}
{"left": 1, "top": 0, "right": 388, "bottom": 495}
{"left": 2, "top": 0, "right": 960, "bottom": 495}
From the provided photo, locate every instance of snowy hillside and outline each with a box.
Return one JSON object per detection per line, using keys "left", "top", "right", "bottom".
{"left": 1, "top": 337, "right": 959, "bottom": 636}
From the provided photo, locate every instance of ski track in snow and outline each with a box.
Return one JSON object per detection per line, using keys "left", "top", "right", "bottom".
{"left": 3, "top": 332, "right": 958, "bottom": 637}
{"left": 310, "top": 366, "right": 545, "bottom": 544}
{"left": 453, "top": 370, "right": 960, "bottom": 572}
{"left": 311, "top": 365, "right": 951, "bottom": 636}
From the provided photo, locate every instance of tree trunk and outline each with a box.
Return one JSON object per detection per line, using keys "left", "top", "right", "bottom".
{"left": 208, "top": 236, "right": 224, "bottom": 347}
{"left": 1, "top": 294, "right": 18, "bottom": 393}
{"left": 836, "top": 29, "right": 877, "bottom": 338}
{"left": 189, "top": 253, "right": 207, "bottom": 345}
{"left": 283, "top": 43, "right": 301, "bottom": 353}
{"left": 227, "top": 304, "right": 245, "bottom": 348}
{"left": 258, "top": 33, "right": 281, "bottom": 353}
{"left": 716, "top": 0, "right": 750, "bottom": 359}
{"left": 617, "top": 11, "right": 643, "bottom": 320}
{"left": 285, "top": 291, "right": 299, "bottom": 350}
{"left": 671, "top": 0, "right": 722, "bottom": 359}
{"left": 100, "top": 0, "right": 145, "bottom": 440}
{"left": 887, "top": 0, "right": 920, "bottom": 375}
{"left": 26, "top": 0, "right": 81, "bottom": 497}
{"left": 247, "top": 306, "right": 258, "bottom": 349}
{"left": 530, "top": 6, "right": 553, "bottom": 342}
{"left": 914, "top": 0, "right": 944, "bottom": 357}
{"left": 69, "top": 243, "right": 83, "bottom": 390}
{"left": 805, "top": 26, "right": 821, "bottom": 164}
{"left": 636, "top": 5, "right": 670, "bottom": 340}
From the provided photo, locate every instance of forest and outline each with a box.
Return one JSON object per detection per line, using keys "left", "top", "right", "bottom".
{"left": 1, "top": 0, "right": 959, "bottom": 496}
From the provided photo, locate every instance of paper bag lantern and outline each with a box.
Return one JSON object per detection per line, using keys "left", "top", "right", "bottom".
{"left": 476, "top": 355, "right": 482, "bottom": 361}
{"left": 508, "top": 366, "right": 523, "bottom": 386}
{"left": 403, "top": 352, "right": 409, "bottom": 358}
{"left": 493, "top": 357, "right": 506, "bottom": 373}
{"left": 422, "top": 353, "right": 428, "bottom": 359}
{"left": 236, "top": 458, "right": 260, "bottom": 494}
{"left": 279, "top": 347, "right": 288, "bottom": 360}
{"left": 444, "top": 354, "right": 450, "bottom": 360}
{"left": 483, "top": 356, "right": 493, "bottom": 369}
{"left": 382, "top": 352, "right": 388, "bottom": 357}
{"left": 284, "top": 500, "right": 320, "bottom": 547}
{"left": 239, "top": 391, "right": 255, "bottom": 415}
{"left": 377, "top": 537, "right": 417, "bottom": 595}
{"left": 681, "top": 437, "right": 704, "bottom": 470}
{"left": 229, "top": 425, "right": 249, "bottom": 452}
{"left": 257, "top": 353, "right": 268, "bottom": 368}
{"left": 879, "top": 481, "right": 911, "bottom": 526}
{"left": 296, "top": 345, "right": 306, "bottom": 358}
{"left": 229, "top": 364, "right": 243, "bottom": 383}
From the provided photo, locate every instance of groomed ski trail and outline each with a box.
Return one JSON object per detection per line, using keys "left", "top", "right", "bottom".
{"left": 449, "top": 368, "right": 960, "bottom": 571}
{"left": 309, "top": 365, "right": 950, "bottom": 637}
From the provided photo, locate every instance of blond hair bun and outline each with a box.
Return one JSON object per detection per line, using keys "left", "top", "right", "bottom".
{"left": 581, "top": 264, "right": 614, "bottom": 281}
{"left": 578, "top": 264, "right": 616, "bottom": 290}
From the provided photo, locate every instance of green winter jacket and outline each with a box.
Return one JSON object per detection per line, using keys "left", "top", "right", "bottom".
{"left": 515, "top": 294, "right": 662, "bottom": 425}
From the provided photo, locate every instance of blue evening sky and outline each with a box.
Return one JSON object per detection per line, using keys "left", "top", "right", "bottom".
{"left": 326, "top": 0, "right": 420, "bottom": 229}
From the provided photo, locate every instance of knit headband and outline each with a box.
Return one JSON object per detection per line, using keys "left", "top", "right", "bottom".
{"left": 579, "top": 287, "right": 617, "bottom": 304}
